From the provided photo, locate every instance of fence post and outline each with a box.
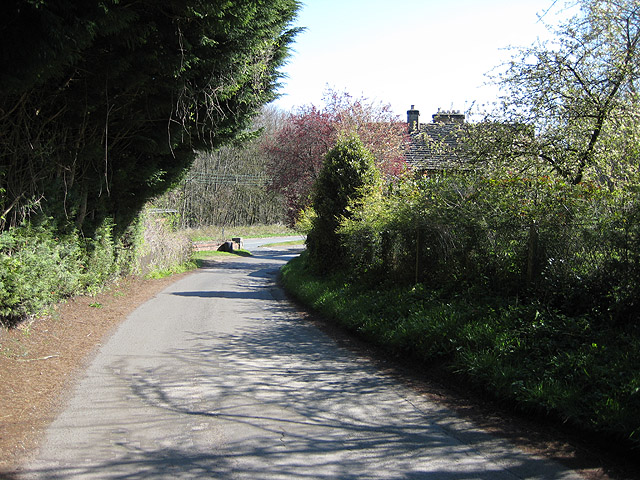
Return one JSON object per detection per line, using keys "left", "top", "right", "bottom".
{"left": 415, "top": 229, "right": 420, "bottom": 285}
{"left": 526, "top": 221, "right": 539, "bottom": 286}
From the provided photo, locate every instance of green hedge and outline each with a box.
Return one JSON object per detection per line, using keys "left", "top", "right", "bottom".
{"left": 282, "top": 170, "right": 640, "bottom": 447}
{"left": 0, "top": 219, "right": 138, "bottom": 326}
{"left": 339, "top": 173, "right": 640, "bottom": 325}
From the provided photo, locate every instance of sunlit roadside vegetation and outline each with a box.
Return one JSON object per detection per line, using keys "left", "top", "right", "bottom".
{"left": 281, "top": 0, "right": 640, "bottom": 450}
{"left": 282, "top": 239, "right": 640, "bottom": 450}
{"left": 0, "top": 216, "right": 295, "bottom": 326}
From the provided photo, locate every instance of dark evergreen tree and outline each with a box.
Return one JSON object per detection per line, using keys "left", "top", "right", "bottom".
{"left": 0, "top": 0, "right": 301, "bottom": 235}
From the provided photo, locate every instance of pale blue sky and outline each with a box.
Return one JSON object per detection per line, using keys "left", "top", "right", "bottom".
{"left": 273, "top": 0, "right": 569, "bottom": 121}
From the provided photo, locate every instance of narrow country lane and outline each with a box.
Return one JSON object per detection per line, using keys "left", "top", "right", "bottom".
{"left": 19, "top": 241, "right": 583, "bottom": 479}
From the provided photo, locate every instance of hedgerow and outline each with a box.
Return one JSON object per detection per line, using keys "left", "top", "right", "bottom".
{"left": 283, "top": 170, "right": 640, "bottom": 447}
{"left": 0, "top": 219, "right": 127, "bottom": 326}
{"left": 0, "top": 207, "right": 195, "bottom": 327}
{"left": 340, "top": 173, "right": 640, "bottom": 324}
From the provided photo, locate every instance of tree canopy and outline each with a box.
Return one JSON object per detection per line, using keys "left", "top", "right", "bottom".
{"left": 263, "top": 90, "right": 406, "bottom": 225}
{"left": 479, "top": 0, "right": 640, "bottom": 186}
{"left": 0, "top": 0, "right": 301, "bottom": 234}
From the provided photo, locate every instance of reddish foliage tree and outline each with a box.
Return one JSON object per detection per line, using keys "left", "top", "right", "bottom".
{"left": 264, "top": 90, "right": 407, "bottom": 225}
{"left": 262, "top": 105, "right": 336, "bottom": 224}
{"left": 323, "top": 90, "right": 407, "bottom": 177}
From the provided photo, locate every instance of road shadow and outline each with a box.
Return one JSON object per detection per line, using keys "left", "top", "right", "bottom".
{"left": 15, "top": 244, "right": 581, "bottom": 480}
{"left": 21, "top": 308, "right": 581, "bottom": 479}
{"left": 170, "top": 290, "right": 267, "bottom": 299}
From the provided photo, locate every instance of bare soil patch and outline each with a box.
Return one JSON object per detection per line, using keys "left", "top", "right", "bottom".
{"left": 0, "top": 273, "right": 188, "bottom": 475}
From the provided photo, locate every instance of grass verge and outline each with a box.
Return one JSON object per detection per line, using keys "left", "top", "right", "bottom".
{"left": 191, "top": 249, "right": 252, "bottom": 267}
{"left": 185, "top": 224, "right": 297, "bottom": 242}
{"left": 144, "top": 260, "right": 198, "bottom": 279}
{"left": 280, "top": 251, "right": 640, "bottom": 451}
{"left": 261, "top": 239, "right": 305, "bottom": 248}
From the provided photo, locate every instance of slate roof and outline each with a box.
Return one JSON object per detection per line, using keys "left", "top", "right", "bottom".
{"left": 405, "top": 122, "right": 469, "bottom": 171}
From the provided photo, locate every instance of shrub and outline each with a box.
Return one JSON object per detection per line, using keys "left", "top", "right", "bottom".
{"left": 0, "top": 222, "right": 112, "bottom": 325}
{"left": 137, "top": 211, "right": 193, "bottom": 276}
{"left": 340, "top": 171, "right": 639, "bottom": 324}
{"left": 306, "top": 133, "right": 380, "bottom": 271}
{"left": 0, "top": 216, "right": 145, "bottom": 326}
{"left": 294, "top": 206, "right": 316, "bottom": 235}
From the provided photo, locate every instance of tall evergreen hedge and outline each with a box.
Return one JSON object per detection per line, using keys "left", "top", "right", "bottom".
{"left": 0, "top": 0, "right": 301, "bottom": 236}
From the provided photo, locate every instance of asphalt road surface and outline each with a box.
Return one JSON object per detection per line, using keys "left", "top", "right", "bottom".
{"left": 20, "top": 240, "right": 583, "bottom": 479}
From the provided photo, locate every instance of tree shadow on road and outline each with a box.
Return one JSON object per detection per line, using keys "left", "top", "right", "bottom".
{"left": 11, "top": 244, "right": 585, "bottom": 480}
{"left": 17, "top": 302, "right": 581, "bottom": 479}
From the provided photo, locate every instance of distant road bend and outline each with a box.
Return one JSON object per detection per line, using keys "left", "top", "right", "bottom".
{"left": 20, "top": 238, "right": 583, "bottom": 479}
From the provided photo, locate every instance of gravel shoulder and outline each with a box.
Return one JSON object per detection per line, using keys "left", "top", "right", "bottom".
{"left": 0, "top": 273, "right": 189, "bottom": 474}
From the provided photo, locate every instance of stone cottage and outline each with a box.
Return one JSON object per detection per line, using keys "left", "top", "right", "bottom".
{"left": 405, "top": 105, "right": 469, "bottom": 171}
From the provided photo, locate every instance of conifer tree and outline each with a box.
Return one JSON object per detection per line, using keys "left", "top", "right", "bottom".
{"left": 306, "top": 133, "right": 380, "bottom": 272}
{"left": 0, "top": 0, "right": 301, "bottom": 234}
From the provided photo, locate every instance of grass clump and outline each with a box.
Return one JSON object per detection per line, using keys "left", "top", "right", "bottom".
{"left": 144, "top": 261, "right": 197, "bottom": 279}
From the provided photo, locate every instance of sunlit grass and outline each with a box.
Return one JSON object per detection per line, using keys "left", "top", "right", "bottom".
{"left": 144, "top": 260, "right": 197, "bottom": 279}
{"left": 192, "top": 249, "right": 252, "bottom": 259}
{"left": 260, "top": 239, "right": 305, "bottom": 248}
{"left": 185, "top": 224, "right": 297, "bottom": 242}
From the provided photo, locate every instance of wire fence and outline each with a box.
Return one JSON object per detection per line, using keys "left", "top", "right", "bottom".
{"left": 186, "top": 172, "right": 268, "bottom": 186}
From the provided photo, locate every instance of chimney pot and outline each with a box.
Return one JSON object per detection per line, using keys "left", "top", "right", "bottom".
{"left": 407, "top": 105, "right": 420, "bottom": 131}
{"left": 432, "top": 110, "right": 465, "bottom": 124}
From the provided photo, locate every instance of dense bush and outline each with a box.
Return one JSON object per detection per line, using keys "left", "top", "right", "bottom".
{"left": 340, "top": 172, "right": 640, "bottom": 325}
{"left": 0, "top": 207, "right": 202, "bottom": 326}
{"left": 0, "top": 219, "right": 138, "bottom": 326}
{"left": 0, "top": 225, "right": 80, "bottom": 322}
{"left": 306, "top": 133, "right": 380, "bottom": 271}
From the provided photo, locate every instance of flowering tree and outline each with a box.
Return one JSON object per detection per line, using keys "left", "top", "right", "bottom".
{"left": 481, "top": 0, "right": 640, "bottom": 186}
{"left": 263, "top": 89, "right": 406, "bottom": 224}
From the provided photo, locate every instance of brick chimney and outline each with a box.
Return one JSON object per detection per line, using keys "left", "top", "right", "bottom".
{"left": 407, "top": 105, "right": 420, "bottom": 131}
{"left": 432, "top": 109, "right": 465, "bottom": 124}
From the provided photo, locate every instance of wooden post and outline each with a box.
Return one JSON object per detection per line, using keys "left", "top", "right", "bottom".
{"left": 415, "top": 229, "right": 420, "bottom": 285}
{"left": 526, "top": 221, "right": 539, "bottom": 286}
